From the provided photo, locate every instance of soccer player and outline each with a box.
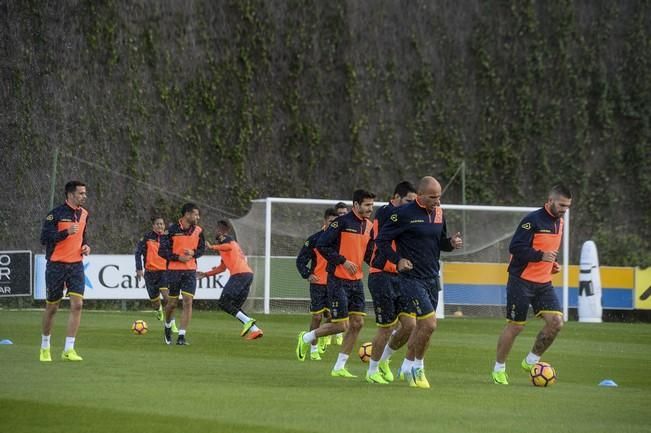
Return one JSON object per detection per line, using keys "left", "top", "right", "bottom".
{"left": 365, "top": 181, "right": 418, "bottom": 384}
{"left": 295, "top": 189, "right": 375, "bottom": 379}
{"left": 375, "top": 176, "right": 463, "bottom": 388}
{"left": 39, "top": 180, "right": 90, "bottom": 362}
{"left": 135, "top": 216, "right": 177, "bottom": 332}
{"left": 158, "top": 203, "right": 205, "bottom": 345}
{"left": 334, "top": 202, "right": 348, "bottom": 216}
{"left": 197, "top": 220, "right": 263, "bottom": 339}
{"left": 296, "top": 207, "right": 339, "bottom": 360}
{"left": 490, "top": 184, "right": 572, "bottom": 385}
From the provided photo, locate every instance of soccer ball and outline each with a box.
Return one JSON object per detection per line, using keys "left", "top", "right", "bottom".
{"left": 131, "top": 320, "right": 148, "bottom": 335}
{"left": 358, "top": 342, "right": 372, "bottom": 363}
{"left": 530, "top": 362, "right": 557, "bottom": 387}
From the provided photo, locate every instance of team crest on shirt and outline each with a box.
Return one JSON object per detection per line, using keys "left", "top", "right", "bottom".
{"left": 390, "top": 214, "right": 398, "bottom": 222}
{"left": 330, "top": 221, "right": 338, "bottom": 228}
{"left": 521, "top": 222, "right": 532, "bottom": 230}
{"left": 304, "top": 241, "right": 309, "bottom": 247}
{"left": 46, "top": 214, "right": 53, "bottom": 221}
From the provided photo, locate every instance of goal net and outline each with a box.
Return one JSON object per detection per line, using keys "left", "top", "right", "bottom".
{"left": 231, "top": 198, "right": 570, "bottom": 319}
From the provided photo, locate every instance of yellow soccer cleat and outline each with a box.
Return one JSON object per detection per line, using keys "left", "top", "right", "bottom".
{"left": 366, "top": 371, "right": 389, "bottom": 384}
{"left": 310, "top": 351, "right": 322, "bottom": 361}
{"left": 331, "top": 367, "right": 357, "bottom": 378}
{"left": 61, "top": 349, "right": 83, "bottom": 361}
{"left": 491, "top": 370, "right": 509, "bottom": 385}
{"left": 39, "top": 348, "right": 52, "bottom": 362}
{"left": 411, "top": 367, "right": 430, "bottom": 389}
{"left": 378, "top": 360, "right": 394, "bottom": 382}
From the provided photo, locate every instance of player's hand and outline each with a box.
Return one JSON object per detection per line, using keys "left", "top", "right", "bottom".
{"left": 81, "top": 245, "right": 91, "bottom": 255}
{"left": 308, "top": 274, "right": 319, "bottom": 283}
{"left": 451, "top": 232, "right": 463, "bottom": 249}
{"left": 206, "top": 240, "right": 213, "bottom": 249}
{"left": 184, "top": 249, "right": 195, "bottom": 257}
{"left": 551, "top": 262, "right": 561, "bottom": 274}
{"left": 397, "top": 258, "right": 413, "bottom": 272}
{"left": 343, "top": 260, "right": 358, "bottom": 275}
{"left": 541, "top": 251, "right": 558, "bottom": 262}
{"left": 196, "top": 272, "right": 207, "bottom": 279}
{"left": 68, "top": 223, "right": 79, "bottom": 235}
{"left": 178, "top": 254, "right": 192, "bottom": 263}
{"left": 136, "top": 270, "right": 144, "bottom": 281}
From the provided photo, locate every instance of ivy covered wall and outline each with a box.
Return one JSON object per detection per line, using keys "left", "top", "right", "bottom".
{"left": 1, "top": 0, "right": 649, "bottom": 265}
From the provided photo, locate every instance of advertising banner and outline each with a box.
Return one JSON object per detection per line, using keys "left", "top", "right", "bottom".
{"left": 0, "top": 251, "right": 32, "bottom": 297}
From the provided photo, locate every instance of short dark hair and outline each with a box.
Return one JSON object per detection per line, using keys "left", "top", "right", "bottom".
{"left": 216, "top": 219, "right": 232, "bottom": 233}
{"left": 353, "top": 189, "right": 375, "bottom": 205}
{"left": 393, "top": 181, "right": 416, "bottom": 198}
{"left": 550, "top": 183, "right": 572, "bottom": 199}
{"left": 334, "top": 202, "right": 347, "bottom": 210}
{"left": 323, "top": 207, "right": 338, "bottom": 219}
{"left": 181, "top": 202, "right": 198, "bottom": 216}
{"left": 150, "top": 215, "right": 164, "bottom": 224}
{"left": 64, "top": 180, "right": 85, "bottom": 196}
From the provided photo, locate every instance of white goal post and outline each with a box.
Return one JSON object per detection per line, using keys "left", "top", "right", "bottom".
{"left": 242, "top": 198, "right": 570, "bottom": 320}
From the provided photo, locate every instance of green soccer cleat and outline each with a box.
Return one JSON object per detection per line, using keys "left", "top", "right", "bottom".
{"left": 323, "top": 335, "right": 332, "bottom": 347}
{"left": 310, "top": 351, "right": 322, "bottom": 361}
{"left": 240, "top": 319, "right": 256, "bottom": 337}
{"left": 411, "top": 367, "right": 430, "bottom": 389}
{"left": 155, "top": 308, "right": 164, "bottom": 322}
{"left": 379, "top": 360, "right": 394, "bottom": 382}
{"left": 491, "top": 370, "right": 509, "bottom": 385}
{"left": 317, "top": 337, "right": 327, "bottom": 354}
{"left": 521, "top": 359, "right": 535, "bottom": 373}
{"left": 39, "top": 348, "right": 52, "bottom": 362}
{"left": 296, "top": 331, "right": 310, "bottom": 362}
{"left": 61, "top": 348, "right": 83, "bottom": 361}
{"left": 335, "top": 333, "right": 343, "bottom": 345}
{"left": 366, "top": 371, "right": 389, "bottom": 384}
{"left": 331, "top": 367, "right": 357, "bottom": 378}
{"left": 171, "top": 321, "right": 179, "bottom": 334}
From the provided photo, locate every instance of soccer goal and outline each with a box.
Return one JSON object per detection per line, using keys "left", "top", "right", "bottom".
{"left": 231, "top": 198, "right": 570, "bottom": 320}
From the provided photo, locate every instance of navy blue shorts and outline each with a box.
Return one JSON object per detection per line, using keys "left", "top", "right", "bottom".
{"left": 309, "top": 283, "right": 329, "bottom": 314}
{"left": 368, "top": 272, "right": 415, "bottom": 326}
{"left": 505, "top": 274, "right": 562, "bottom": 323}
{"left": 166, "top": 270, "right": 197, "bottom": 298}
{"left": 398, "top": 275, "right": 440, "bottom": 319}
{"left": 45, "top": 261, "right": 85, "bottom": 303}
{"left": 144, "top": 270, "right": 168, "bottom": 300}
{"left": 326, "top": 275, "right": 366, "bottom": 322}
{"left": 220, "top": 272, "right": 253, "bottom": 311}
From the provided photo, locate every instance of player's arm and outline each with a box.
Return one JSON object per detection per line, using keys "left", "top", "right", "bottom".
{"left": 204, "top": 263, "right": 227, "bottom": 277}
{"left": 158, "top": 232, "right": 179, "bottom": 261}
{"left": 194, "top": 231, "right": 205, "bottom": 259}
{"left": 363, "top": 227, "right": 375, "bottom": 266}
{"left": 296, "top": 237, "right": 315, "bottom": 279}
{"left": 375, "top": 212, "right": 407, "bottom": 265}
{"left": 40, "top": 210, "right": 68, "bottom": 245}
{"left": 509, "top": 218, "right": 544, "bottom": 262}
{"left": 134, "top": 237, "right": 145, "bottom": 271}
{"left": 439, "top": 218, "right": 455, "bottom": 252}
{"left": 315, "top": 222, "right": 347, "bottom": 267}
{"left": 80, "top": 215, "right": 90, "bottom": 255}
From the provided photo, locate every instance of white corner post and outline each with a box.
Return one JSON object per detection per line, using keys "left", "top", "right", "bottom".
{"left": 562, "top": 209, "right": 570, "bottom": 321}
{"left": 264, "top": 198, "right": 272, "bottom": 314}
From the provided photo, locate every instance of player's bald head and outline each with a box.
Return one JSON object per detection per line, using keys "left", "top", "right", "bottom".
{"left": 417, "top": 176, "right": 441, "bottom": 195}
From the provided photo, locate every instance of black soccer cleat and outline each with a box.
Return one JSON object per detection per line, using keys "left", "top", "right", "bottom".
{"left": 164, "top": 326, "right": 172, "bottom": 345}
{"left": 176, "top": 335, "right": 189, "bottom": 346}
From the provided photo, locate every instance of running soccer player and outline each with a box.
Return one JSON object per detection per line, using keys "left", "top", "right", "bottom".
{"left": 365, "top": 181, "right": 418, "bottom": 384}
{"left": 197, "top": 220, "right": 263, "bottom": 340}
{"left": 158, "top": 203, "right": 205, "bottom": 345}
{"left": 296, "top": 189, "right": 375, "bottom": 379}
{"left": 296, "top": 207, "right": 339, "bottom": 360}
{"left": 135, "top": 216, "right": 177, "bottom": 332}
{"left": 39, "top": 180, "right": 90, "bottom": 362}
{"left": 491, "top": 184, "right": 572, "bottom": 385}
{"left": 375, "top": 176, "right": 463, "bottom": 388}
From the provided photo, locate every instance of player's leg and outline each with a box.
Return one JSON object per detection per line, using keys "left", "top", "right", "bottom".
{"left": 492, "top": 275, "right": 530, "bottom": 384}
{"left": 403, "top": 278, "right": 437, "bottom": 388}
{"left": 308, "top": 283, "right": 328, "bottom": 356}
{"left": 40, "top": 263, "right": 65, "bottom": 361}
{"left": 176, "top": 272, "right": 196, "bottom": 345}
{"left": 366, "top": 272, "right": 396, "bottom": 384}
{"left": 522, "top": 285, "right": 564, "bottom": 369}
{"left": 61, "top": 263, "right": 86, "bottom": 361}
{"left": 164, "top": 272, "right": 181, "bottom": 345}
{"left": 331, "top": 280, "right": 365, "bottom": 378}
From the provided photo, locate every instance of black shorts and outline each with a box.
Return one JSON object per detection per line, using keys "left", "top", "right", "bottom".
{"left": 144, "top": 270, "right": 168, "bottom": 300}
{"left": 309, "top": 283, "right": 329, "bottom": 314}
{"left": 505, "top": 274, "right": 562, "bottom": 323}
{"left": 368, "top": 272, "right": 415, "bottom": 326}
{"left": 220, "top": 272, "right": 253, "bottom": 310}
{"left": 398, "top": 274, "right": 440, "bottom": 319}
{"left": 45, "top": 261, "right": 85, "bottom": 303}
{"left": 326, "top": 275, "right": 366, "bottom": 322}
{"left": 166, "top": 270, "right": 197, "bottom": 298}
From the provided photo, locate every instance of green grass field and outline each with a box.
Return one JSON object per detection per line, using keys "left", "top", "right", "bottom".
{"left": 0, "top": 310, "right": 649, "bottom": 433}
